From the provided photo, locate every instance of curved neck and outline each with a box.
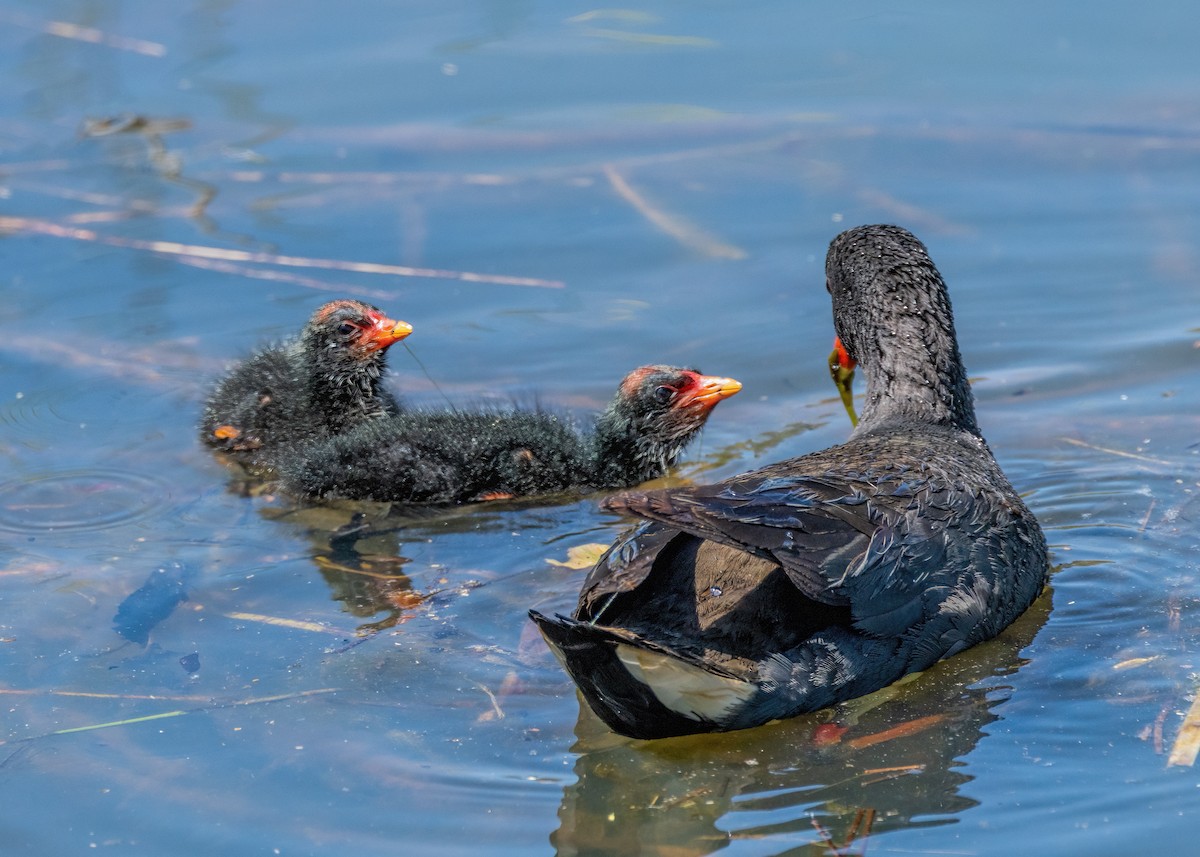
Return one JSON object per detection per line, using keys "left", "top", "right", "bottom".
{"left": 852, "top": 271, "right": 978, "bottom": 436}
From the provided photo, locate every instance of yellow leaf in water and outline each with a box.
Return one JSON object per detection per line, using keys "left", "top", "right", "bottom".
{"left": 1168, "top": 692, "right": 1200, "bottom": 767}
{"left": 546, "top": 543, "right": 609, "bottom": 569}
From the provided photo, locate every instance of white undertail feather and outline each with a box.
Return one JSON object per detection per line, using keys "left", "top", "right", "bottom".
{"left": 615, "top": 644, "right": 755, "bottom": 722}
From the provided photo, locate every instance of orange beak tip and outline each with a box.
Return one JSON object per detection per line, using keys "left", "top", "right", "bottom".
{"left": 691, "top": 375, "right": 742, "bottom": 406}
{"left": 365, "top": 318, "right": 413, "bottom": 350}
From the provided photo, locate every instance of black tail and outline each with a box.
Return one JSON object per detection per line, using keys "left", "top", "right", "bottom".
{"left": 529, "top": 610, "right": 733, "bottom": 740}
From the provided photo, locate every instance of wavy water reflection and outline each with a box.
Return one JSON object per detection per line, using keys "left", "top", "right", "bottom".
{"left": 551, "top": 592, "right": 1052, "bottom": 856}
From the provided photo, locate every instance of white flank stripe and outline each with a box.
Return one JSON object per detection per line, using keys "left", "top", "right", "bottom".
{"left": 615, "top": 644, "right": 754, "bottom": 722}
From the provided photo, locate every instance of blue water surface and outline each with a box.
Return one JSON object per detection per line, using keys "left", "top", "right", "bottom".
{"left": 2, "top": 1, "right": 1200, "bottom": 854}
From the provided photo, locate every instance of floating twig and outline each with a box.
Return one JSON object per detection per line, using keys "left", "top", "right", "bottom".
{"left": 648, "top": 786, "right": 712, "bottom": 810}
{"left": 81, "top": 115, "right": 219, "bottom": 218}
{"left": 860, "top": 763, "right": 926, "bottom": 777}
{"left": 810, "top": 807, "right": 877, "bottom": 857}
{"left": 1112, "top": 655, "right": 1160, "bottom": 671}
{"left": 475, "top": 682, "right": 505, "bottom": 721}
{"left": 312, "top": 556, "right": 411, "bottom": 582}
{"left": 1, "top": 688, "right": 339, "bottom": 745}
{"left": 1139, "top": 498, "right": 1156, "bottom": 533}
{"left": 171, "top": 255, "right": 393, "bottom": 301}
{"left": 1060, "top": 437, "right": 1170, "bottom": 465}
{"left": 0, "top": 216, "right": 565, "bottom": 288}
{"left": 859, "top": 764, "right": 926, "bottom": 786}
{"left": 50, "top": 709, "right": 187, "bottom": 736}
{"left": 854, "top": 188, "right": 971, "bottom": 236}
{"left": 846, "top": 714, "right": 945, "bottom": 750}
{"left": 1, "top": 11, "right": 166, "bottom": 56}
{"left": 0, "top": 688, "right": 211, "bottom": 702}
{"left": 602, "top": 165, "right": 746, "bottom": 260}
{"left": 225, "top": 611, "right": 349, "bottom": 635}
{"left": 579, "top": 28, "right": 716, "bottom": 47}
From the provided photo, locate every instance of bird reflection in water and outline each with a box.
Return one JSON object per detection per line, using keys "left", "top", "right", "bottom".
{"left": 302, "top": 510, "right": 429, "bottom": 637}
{"left": 548, "top": 589, "right": 1051, "bottom": 857}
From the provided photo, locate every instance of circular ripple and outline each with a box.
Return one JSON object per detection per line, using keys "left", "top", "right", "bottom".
{"left": 0, "top": 469, "right": 170, "bottom": 533}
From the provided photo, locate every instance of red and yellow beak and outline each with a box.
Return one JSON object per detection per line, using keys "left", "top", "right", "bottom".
{"left": 828, "top": 336, "right": 858, "bottom": 427}
{"left": 361, "top": 315, "right": 413, "bottom": 352}
{"left": 677, "top": 374, "right": 743, "bottom": 409}
{"left": 829, "top": 336, "right": 856, "bottom": 374}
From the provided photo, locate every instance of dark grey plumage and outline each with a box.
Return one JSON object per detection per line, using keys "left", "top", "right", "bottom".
{"left": 200, "top": 299, "right": 411, "bottom": 471}
{"left": 530, "top": 224, "right": 1049, "bottom": 740}
{"left": 279, "top": 366, "right": 742, "bottom": 504}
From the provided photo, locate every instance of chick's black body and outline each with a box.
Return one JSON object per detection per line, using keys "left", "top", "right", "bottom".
{"left": 281, "top": 366, "right": 741, "bottom": 504}
{"left": 200, "top": 299, "right": 411, "bottom": 470}
{"left": 531, "top": 225, "right": 1049, "bottom": 740}
{"left": 284, "top": 408, "right": 581, "bottom": 504}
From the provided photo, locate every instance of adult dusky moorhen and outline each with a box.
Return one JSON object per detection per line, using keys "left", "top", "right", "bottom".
{"left": 530, "top": 224, "right": 1049, "bottom": 740}
{"left": 200, "top": 299, "right": 412, "bottom": 469}
{"left": 280, "top": 365, "right": 741, "bottom": 504}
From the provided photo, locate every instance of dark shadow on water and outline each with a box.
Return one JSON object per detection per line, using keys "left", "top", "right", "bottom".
{"left": 549, "top": 589, "right": 1053, "bottom": 857}
{"left": 112, "top": 561, "right": 194, "bottom": 645}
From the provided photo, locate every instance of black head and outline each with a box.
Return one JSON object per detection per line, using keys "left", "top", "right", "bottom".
{"left": 824, "top": 225, "right": 977, "bottom": 434}
{"left": 299, "top": 300, "right": 412, "bottom": 367}
{"left": 592, "top": 365, "right": 741, "bottom": 487}
{"left": 295, "top": 299, "right": 412, "bottom": 431}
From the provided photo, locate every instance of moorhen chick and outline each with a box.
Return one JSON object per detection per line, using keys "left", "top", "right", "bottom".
{"left": 530, "top": 225, "right": 1049, "bottom": 740}
{"left": 200, "top": 299, "right": 412, "bottom": 468}
{"left": 280, "top": 366, "right": 742, "bottom": 504}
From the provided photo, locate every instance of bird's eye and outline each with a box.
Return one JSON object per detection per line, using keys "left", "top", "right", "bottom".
{"left": 338, "top": 322, "right": 358, "bottom": 336}
{"left": 653, "top": 386, "right": 675, "bottom": 404}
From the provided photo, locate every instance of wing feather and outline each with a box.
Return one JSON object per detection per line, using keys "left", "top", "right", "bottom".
{"left": 598, "top": 467, "right": 988, "bottom": 639}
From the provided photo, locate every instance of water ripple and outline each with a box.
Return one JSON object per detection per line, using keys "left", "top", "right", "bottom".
{"left": 0, "top": 469, "right": 170, "bottom": 533}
